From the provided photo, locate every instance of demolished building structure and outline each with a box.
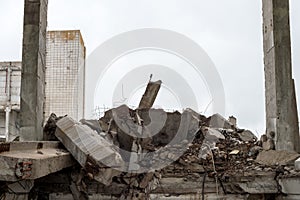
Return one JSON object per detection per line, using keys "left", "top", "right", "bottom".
{"left": 1, "top": 79, "right": 300, "bottom": 199}
{"left": 1, "top": 0, "right": 300, "bottom": 199}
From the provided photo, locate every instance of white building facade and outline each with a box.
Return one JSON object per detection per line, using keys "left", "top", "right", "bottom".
{"left": 0, "top": 30, "right": 86, "bottom": 141}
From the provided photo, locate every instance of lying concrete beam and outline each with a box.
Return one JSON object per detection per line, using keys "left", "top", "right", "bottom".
{"left": 138, "top": 80, "right": 162, "bottom": 109}
{"left": 0, "top": 141, "right": 75, "bottom": 182}
{"left": 55, "top": 117, "right": 123, "bottom": 186}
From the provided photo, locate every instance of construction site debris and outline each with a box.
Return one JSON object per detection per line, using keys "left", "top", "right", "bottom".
{"left": 2, "top": 79, "right": 300, "bottom": 199}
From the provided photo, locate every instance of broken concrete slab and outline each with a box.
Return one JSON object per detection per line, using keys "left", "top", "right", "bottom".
{"left": 256, "top": 150, "right": 300, "bottom": 166}
{"left": 0, "top": 141, "right": 75, "bottom": 182}
{"left": 55, "top": 116, "right": 123, "bottom": 186}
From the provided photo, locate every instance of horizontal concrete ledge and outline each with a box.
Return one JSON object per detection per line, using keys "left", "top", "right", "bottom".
{"left": 0, "top": 141, "right": 75, "bottom": 182}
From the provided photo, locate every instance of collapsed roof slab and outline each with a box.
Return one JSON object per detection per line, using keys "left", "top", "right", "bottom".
{"left": 0, "top": 141, "right": 75, "bottom": 182}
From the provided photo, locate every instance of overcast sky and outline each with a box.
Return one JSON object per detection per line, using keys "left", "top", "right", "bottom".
{"left": 0, "top": 0, "right": 299, "bottom": 135}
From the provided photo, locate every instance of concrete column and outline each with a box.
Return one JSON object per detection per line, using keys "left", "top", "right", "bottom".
{"left": 20, "top": 0, "right": 48, "bottom": 141}
{"left": 262, "top": 0, "right": 300, "bottom": 152}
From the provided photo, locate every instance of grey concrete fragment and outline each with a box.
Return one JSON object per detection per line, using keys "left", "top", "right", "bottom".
{"left": 204, "top": 127, "right": 225, "bottom": 140}
{"left": 237, "top": 130, "right": 257, "bottom": 142}
{"left": 138, "top": 80, "right": 162, "bottom": 109}
{"left": 209, "top": 113, "right": 234, "bottom": 129}
{"left": 55, "top": 117, "right": 124, "bottom": 186}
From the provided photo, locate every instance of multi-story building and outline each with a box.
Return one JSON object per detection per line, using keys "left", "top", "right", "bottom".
{"left": 45, "top": 30, "right": 86, "bottom": 121}
{"left": 0, "top": 30, "right": 86, "bottom": 141}
{"left": 0, "top": 62, "right": 21, "bottom": 141}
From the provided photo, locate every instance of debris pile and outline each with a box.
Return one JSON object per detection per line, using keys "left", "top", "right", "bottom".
{"left": 2, "top": 79, "right": 300, "bottom": 199}
{"left": 47, "top": 104, "right": 300, "bottom": 199}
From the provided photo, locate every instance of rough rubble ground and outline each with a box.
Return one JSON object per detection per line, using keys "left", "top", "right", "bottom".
{"left": 42, "top": 106, "right": 300, "bottom": 199}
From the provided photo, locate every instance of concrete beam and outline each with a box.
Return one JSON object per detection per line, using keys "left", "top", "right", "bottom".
{"left": 138, "top": 80, "right": 162, "bottom": 109}
{"left": 262, "top": 0, "right": 300, "bottom": 152}
{"left": 55, "top": 117, "right": 123, "bottom": 186}
{"left": 0, "top": 141, "right": 75, "bottom": 182}
{"left": 20, "top": 0, "right": 48, "bottom": 141}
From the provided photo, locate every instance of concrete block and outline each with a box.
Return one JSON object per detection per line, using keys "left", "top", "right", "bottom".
{"left": 55, "top": 117, "right": 123, "bottom": 186}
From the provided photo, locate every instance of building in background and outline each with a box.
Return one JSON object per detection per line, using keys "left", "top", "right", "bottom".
{"left": 0, "top": 62, "right": 21, "bottom": 141}
{"left": 0, "top": 30, "right": 86, "bottom": 141}
{"left": 45, "top": 30, "right": 86, "bottom": 121}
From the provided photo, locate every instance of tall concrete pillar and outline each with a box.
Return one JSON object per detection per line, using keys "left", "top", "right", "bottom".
{"left": 20, "top": 0, "right": 48, "bottom": 141}
{"left": 262, "top": 0, "right": 300, "bottom": 152}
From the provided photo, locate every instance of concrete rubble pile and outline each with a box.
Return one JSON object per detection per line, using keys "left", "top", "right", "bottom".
{"left": 1, "top": 80, "right": 300, "bottom": 199}
{"left": 40, "top": 106, "right": 300, "bottom": 199}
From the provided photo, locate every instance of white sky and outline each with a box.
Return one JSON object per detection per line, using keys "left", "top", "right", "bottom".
{"left": 0, "top": 0, "right": 299, "bottom": 135}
